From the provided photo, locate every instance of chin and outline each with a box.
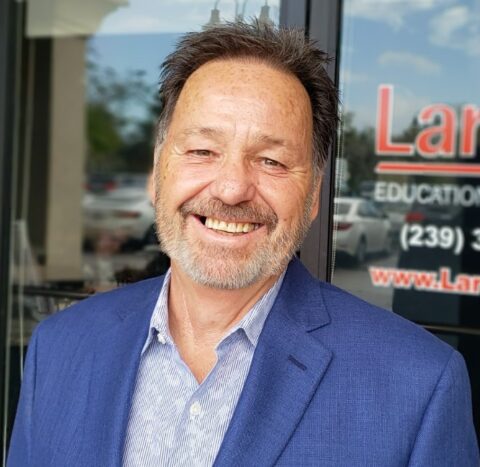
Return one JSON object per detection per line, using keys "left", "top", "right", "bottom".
{"left": 176, "top": 250, "right": 268, "bottom": 289}
{"left": 176, "top": 240, "right": 294, "bottom": 289}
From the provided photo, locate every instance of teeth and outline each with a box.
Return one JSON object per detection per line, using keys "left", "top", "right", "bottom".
{"left": 203, "top": 217, "right": 257, "bottom": 233}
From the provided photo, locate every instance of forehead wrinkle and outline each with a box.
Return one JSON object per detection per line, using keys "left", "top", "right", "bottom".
{"left": 180, "top": 126, "right": 226, "bottom": 139}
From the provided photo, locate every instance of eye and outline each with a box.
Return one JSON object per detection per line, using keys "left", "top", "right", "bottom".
{"left": 262, "top": 158, "right": 284, "bottom": 168}
{"left": 189, "top": 149, "right": 213, "bottom": 157}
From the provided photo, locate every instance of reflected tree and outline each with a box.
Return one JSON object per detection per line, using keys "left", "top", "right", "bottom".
{"left": 340, "top": 112, "right": 375, "bottom": 194}
{"left": 86, "top": 48, "right": 159, "bottom": 173}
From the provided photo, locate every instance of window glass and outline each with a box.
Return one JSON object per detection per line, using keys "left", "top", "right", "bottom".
{"left": 5, "top": 0, "right": 280, "bottom": 443}
{"left": 333, "top": 0, "right": 480, "bottom": 436}
{"left": 334, "top": 201, "right": 352, "bottom": 215}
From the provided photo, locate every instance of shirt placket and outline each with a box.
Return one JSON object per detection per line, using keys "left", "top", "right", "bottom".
{"left": 168, "top": 343, "right": 232, "bottom": 467}
{"left": 166, "top": 346, "right": 208, "bottom": 466}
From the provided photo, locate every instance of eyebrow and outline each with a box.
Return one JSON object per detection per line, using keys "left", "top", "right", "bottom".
{"left": 254, "top": 134, "right": 288, "bottom": 148}
{"left": 179, "top": 126, "right": 288, "bottom": 149}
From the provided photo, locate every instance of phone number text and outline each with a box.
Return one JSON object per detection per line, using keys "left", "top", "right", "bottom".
{"left": 400, "top": 224, "right": 480, "bottom": 255}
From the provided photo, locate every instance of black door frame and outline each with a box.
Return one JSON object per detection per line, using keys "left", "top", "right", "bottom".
{"left": 302, "top": 0, "right": 343, "bottom": 281}
{"left": 0, "top": 0, "right": 19, "bottom": 461}
{"left": 281, "top": 0, "right": 343, "bottom": 281}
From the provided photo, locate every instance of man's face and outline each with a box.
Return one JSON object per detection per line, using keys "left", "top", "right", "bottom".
{"left": 154, "top": 58, "right": 320, "bottom": 289}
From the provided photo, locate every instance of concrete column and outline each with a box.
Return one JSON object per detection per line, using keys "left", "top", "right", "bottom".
{"left": 45, "top": 37, "right": 85, "bottom": 281}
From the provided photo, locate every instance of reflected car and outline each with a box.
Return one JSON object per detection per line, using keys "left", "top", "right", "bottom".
{"left": 333, "top": 197, "right": 392, "bottom": 263}
{"left": 83, "top": 185, "right": 155, "bottom": 247}
{"left": 374, "top": 201, "right": 408, "bottom": 240}
{"left": 85, "top": 173, "right": 118, "bottom": 194}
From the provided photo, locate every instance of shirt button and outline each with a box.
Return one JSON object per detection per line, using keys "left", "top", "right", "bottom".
{"left": 157, "top": 333, "right": 166, "bottom": 344}
{"left": 190, "top": 401, "right": 202, "bottom": 417}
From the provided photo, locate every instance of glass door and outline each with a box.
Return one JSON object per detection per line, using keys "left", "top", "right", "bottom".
{"left": 1, "top": 0, "right": 282, "bottom": 457}
{"left": 333, "top": 0, "right": 480, "bottom": 438}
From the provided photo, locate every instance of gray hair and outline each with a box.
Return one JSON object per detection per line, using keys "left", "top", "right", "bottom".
{"left": 156, "top": 21, "right": 339, "bottom": 173}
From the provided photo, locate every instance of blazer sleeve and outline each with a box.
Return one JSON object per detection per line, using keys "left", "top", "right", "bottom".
{"left": 7, "top": 326, "right": 40, "bottom": 467}
{"left": 408, "top": 350, "right": 479, "bottom": 466}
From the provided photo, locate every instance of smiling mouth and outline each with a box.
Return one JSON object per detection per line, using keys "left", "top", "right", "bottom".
{"left": 197, "top": 216, "right": 262, "bottom": 234}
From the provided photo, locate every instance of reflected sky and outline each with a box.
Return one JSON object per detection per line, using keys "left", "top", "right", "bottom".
{"left": 340, "top": 0, "right": 480, "bottom": 132}
{"left": 98, "top": 0, "right": 280, "bottom": 34}
{"left": 87, "top": 1, "right": 280, "bottom": 121}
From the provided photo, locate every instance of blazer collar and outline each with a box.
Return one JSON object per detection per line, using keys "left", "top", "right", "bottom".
{"left": 214, "top": 257, "right": 333, "bottom": 466}
{"left": 276, "top": 257, "right": 331, "bottom": 331}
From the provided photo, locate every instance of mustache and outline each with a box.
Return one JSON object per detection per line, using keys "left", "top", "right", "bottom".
{"left": 180, "top": 198, "right": 278, "bottom": 231}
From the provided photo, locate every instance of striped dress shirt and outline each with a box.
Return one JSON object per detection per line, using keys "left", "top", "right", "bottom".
{"left": 122, "top": 269, "right": 285, "bottom": 467}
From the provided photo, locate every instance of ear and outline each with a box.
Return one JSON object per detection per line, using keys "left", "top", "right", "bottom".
{"left": 309, "top": 175, "right": 322, "bottom": 222}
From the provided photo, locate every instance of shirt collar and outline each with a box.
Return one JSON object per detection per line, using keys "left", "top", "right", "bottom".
{"left": 224, "top": 269, "right": 286, "bottom": 347}
{"left": 143, "top": 268, "right": 286, "bottom": 353}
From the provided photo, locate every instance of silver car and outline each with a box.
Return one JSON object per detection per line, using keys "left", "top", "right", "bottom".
{"left": 333, "top": 197, "right": 392, "bottom": 263}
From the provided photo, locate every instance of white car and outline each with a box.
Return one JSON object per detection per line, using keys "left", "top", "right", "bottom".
{"left": 333, "top": 197, "right": 391, "bottom": 263}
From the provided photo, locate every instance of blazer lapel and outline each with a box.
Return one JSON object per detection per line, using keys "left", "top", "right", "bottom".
{"left": 214, "top": 259, "right": 333, "bottom": 467}
{"left": 83, "top": 277, "right": 164, "bottom": 466}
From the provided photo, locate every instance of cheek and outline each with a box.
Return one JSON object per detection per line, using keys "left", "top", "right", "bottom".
{"left": 159, "top": 163, "right": 214, "bottom": 206}
{"left": 165, "top": 153, "right": 217, "bottom": 181}
{"left": 260, "top": 178, "right": 312, "bottom": 223}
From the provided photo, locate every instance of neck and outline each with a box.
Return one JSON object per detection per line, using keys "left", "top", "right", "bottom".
{"left": 166, "top": 262, "right": 282, "bottom": 383}
{"left": 168, "top": 262, "right": 279, "bottom": 345}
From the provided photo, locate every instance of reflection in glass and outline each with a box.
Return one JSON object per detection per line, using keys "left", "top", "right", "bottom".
{"left": 334, "top": 0, "right": 480, "bottom": 437}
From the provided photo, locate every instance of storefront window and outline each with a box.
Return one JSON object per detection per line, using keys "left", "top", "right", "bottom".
{"left": 333, "top": 0, "right": 480, "bottom": 435}
{"left": 4, "top": 0, "right": 280, "bottom": 446}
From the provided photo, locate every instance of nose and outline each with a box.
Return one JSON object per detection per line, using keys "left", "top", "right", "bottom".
{"left": 208, "top": 158, "right": 256, "bottom": 205}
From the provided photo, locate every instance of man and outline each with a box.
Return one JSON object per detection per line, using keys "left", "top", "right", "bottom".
{"left": 8, "top": 22, "right": 479, "bottom": 466}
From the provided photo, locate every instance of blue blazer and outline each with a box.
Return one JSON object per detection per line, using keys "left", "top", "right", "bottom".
{"left": 8, "top": 258, "right": 479, "bottom": 466}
